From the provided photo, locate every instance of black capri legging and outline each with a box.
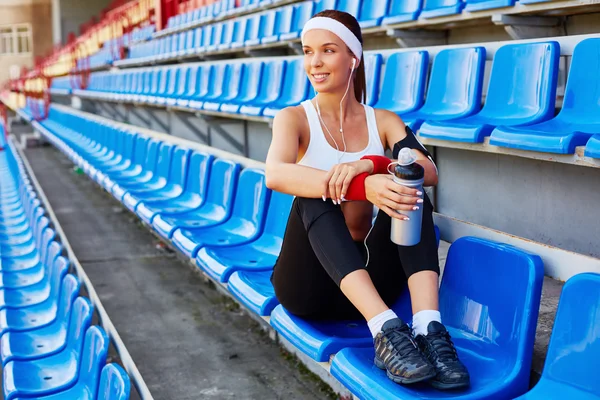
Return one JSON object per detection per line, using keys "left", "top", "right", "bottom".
{"left": 271, "top": 194, "right": 440, "bottom": 320}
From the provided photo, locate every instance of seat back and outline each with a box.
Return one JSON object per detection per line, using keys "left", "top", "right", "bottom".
{"left": 263, "top": 191, "right": 294, "bottom": 238}
{"left": 193, "top": 27, "right": 203, "bottom": 50}
{"left": 35, "top": 216, "right": 51, "bottom": 251}
{"left": 142, "top": 139, "right": 161, "bottom": 173}
{"left": 184, "top": 29, "right": 196, "bottom": 51}
{"left": 424, "top": 0, "right": 462, "bottom": 11}
{"left": 237, "top": 62, "right": 264, "bottom": 103}
{"left": 421, "top": 47, "right": 486, "bottom": 117}
{"left": 168, "top": 147, "right": 191, "bottom": 187}
{"left": 221, "top": 63, "right": 244, "bottom": 101}
{"left": 165, "top": 67, "right": 180, "bottom": 97}
{"left": 210, "top": 22, "right": 224, "bottom": 48}
{"left": 440, "top": 237, "right": 544, "bottom": 391}
{"left": 289, "top": 2, "right": 313, "bottom": 36}
{"left": 359, "top": 0, "right": 389, "bottom": 22}
{"left": 122, "top": 131, "right": 137, "bottom": 159}
{"left": 98, "top": 364, "right": 131, "bottom": 400}
{"left": 230, "top": 169, "right": 270, "bottom": 229}
{"left": 150, "top": 69, "right": 162, "bottom": 96}
{"left": 201, "top": 25, "right": 214, "bottom": 49}
{"left": 155, "top": 142, "right": 175, "bottom": 180}
{"left": 39, "top": 226, "right": 57, "bottom": 265}
{"left": 205, "top": 63, "right": 227, "bottom": 100}
{"left": 132, "top": 136, "right": 149, "bottom": 166}
{"left": 245, "top": 14, "right": 261, "bottom": 44}
{"left": 184, "top": 152, "right": 214, "bottom": 196}
{"left": 259, "top": 11, "right": 277, "bottom": 39}
{"left": 66, "top": 296, "right": 93, "bottom": 348}
{"left": 558, "top": 38, "right": 600, "bottom": 123}
{"left": 49, "top": 254, "right": 70, "bottom": 298}
{"left": 364, "top": 53, "right": 382, "bottom": 106}
{"left": 44, "top": 240, "right": 63, "bottom": 276}
{"left": 231, "top": 18, "right": 248, "bottom": 46}
{"left": 277, "top": 59, "right": 310, "bottom": 107}
{"left": 78, "top": 326, "right": 109, "bottom": 397}
{"left": 480, "top": 42, "right": 559, "bottom": 123}
{"left": 176, "top": 66, "right": 191, "bottom": 98}
{"left": 336, "top": 0, "right": 361, "bottom": 16}
{"left": 177, "top": 31, "right": 187, "bottom": 52}
{"left": 374, "top": 51, "right": 428, "bottom": 113}
{"left": 255, "top": 60, "right": 286, "bottom": 105}
{"left": 275, "top": 6, "right": 294, "bottom": 36}
{"left": 542, "top": 273, "right": 600, "bottom": 395}
{"left": 221, "top": 20, "right": 235, "bottom": 46}
{"left": 184, "top": 66, "right": 201, "bottom": 98}
{"left": 57, "top": 274, "right": 82, "bottom": 331}
{"left": 204, "top": 159, "right": 240, "bottom": 209}
{"left": 196, "top": 65, "right": 213, "bottom": 100}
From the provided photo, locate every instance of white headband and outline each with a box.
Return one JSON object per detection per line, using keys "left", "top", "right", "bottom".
{"left": 301, "top": 17, "right": 362, "bottom": 61}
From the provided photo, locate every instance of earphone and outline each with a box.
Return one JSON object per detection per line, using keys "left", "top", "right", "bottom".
{"left": 351, "top": 58, "right": 356, "bottom": 70}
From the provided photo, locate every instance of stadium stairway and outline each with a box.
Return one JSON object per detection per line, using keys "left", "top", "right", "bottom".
{"left": 0, "top": 142, "right": 131, "bottom": 399}
{"left": 7, "top": 102, "right": 598, "bottom": 399}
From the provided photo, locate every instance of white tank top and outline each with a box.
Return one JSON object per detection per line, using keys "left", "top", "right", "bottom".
{"left": 297, "top": 99, "right": 386, "bottom": 171}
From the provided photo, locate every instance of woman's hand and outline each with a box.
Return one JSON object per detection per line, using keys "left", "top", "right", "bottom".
{"left": 322, "top": 159, "right": 374, "bottom": 204}
{"left": 364, "top": 174, "right": 423, "bottom": 220}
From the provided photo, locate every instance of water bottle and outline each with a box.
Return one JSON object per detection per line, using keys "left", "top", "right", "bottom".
{"left": 389, "top": 148, "right": 425, "bottom": 246}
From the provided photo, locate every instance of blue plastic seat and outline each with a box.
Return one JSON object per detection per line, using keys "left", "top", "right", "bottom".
{"left": 421, "top": 0, "right": 465, "bottom": 18}
{"left": 218, "top": 20, "right": 235, "bottom": 50}
{"left": 152, "top": 159, "right": 240, "bottom": 240}
{"left": 246, "top": 11, "right": 276, "bottom": 46}
{"left": 382, "top": 0, "right": 422, "bottom": 24}
{"left": 228, "top": 270, "right": 278, "bottom": 316}
{"left": 465, "top": 0, "right": 515, "bottom": 11}
{"left": 243, "top": 14, "right": 262, "bottom": 47}
{"left": 196, "top": 191, "right": 293, "bottom": 282}
{"left": 1, "top": 295, "right": 92, "bottom": 366}
{"left": 188, "top": 65, "right": 213, "bottom": 109}
{"left": 112, "top": 141, "right": 172, "bottom": 202}
{"left": 156, "top": 67, "right": 180, "bottom": 105}
{"left": 358, "top": 0, "right": 389, "bottom": 28}
{"left": 100, "top": 136, "right": 150, "bottom": 190}
{"left": 517, "top": 273, "right": 600, "bottom": 400}
{"left": 136, "top": 151, "right": 214, "bottom": 224}
{"left": 373, "top": 51, "right": 428, "bottom": 114}
{"left": 330, "top": 236, "right": 544, "bottom": 399}
{"left": 172, "top": 168, "right": 270, "bottom": 258}
{"left": 280, "top": 1, "right": 314, "bottom": 41}
{"left": 364, "top": 53, "right": 382, "bottom": 106}
{"left": 166, "top": 66, "right": 191, "bottom": 107}
{"left": 122, "top": 146, "right": 190, "bottom": 212}
{"left": 401, "top": 47, "right": 485, "bottom": 130}
{"left": 98, "top": 364, "right": 131, "bottom": 400}
{"left": 420, "top": 42, "right": 559, "bottom": 143}
{"left": 202, "top": 63, "right": 244, "bottom": 111}
{"left": 230, "top": 17, "right": 249, "bottom": 49}
{"left": 239, "top": 60, "right": 286, "bottom": 116}
{"left": 198, "top": 63, "right": 227, "bottom": 108}
{"left": 3, "top": 325, "right": 108, "bottom": 400}
{"left": 264, "top": 6, "right": 294, "bottom": 44}
{"left": 221, "top": 62, "right": 264, "bottom": 114}
{"left": 176, "top": 65, "right": 201, "bottom": 107}
{"left": 585, "top": 135, "right": 600, "bottom": 158}
{"left": 490, "top": 38, "right": 600, "bottom": 154}
{"left": 206, "top": 22, "right": 224, "bottom": 52}
{"left": 336, "top": 0, "right": 362, "bottom": 16}
{"left": 263, "top": 59, "right": 310, "bottom": 117}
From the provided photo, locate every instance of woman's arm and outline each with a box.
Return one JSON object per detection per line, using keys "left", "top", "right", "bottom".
{"left": 265, "top": 108, "right": 330, "bottom": 198}
{"left": 376, "top": 109, "right": 438, "bottom": 187}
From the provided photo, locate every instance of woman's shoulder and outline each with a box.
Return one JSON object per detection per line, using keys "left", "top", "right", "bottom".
{"left": 372, "top": 107, "right": 408, "bottom": 139}
{"left": 273, "top": 104, "right": 308, "bottom": 127}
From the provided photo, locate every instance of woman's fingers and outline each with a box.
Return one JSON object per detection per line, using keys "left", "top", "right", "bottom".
{"left": 379, "top": 204, "right": 409, "bottom": 220}
{"left": 335, "top": 168, "right": 351, "bottom": 201}
{"left": 322, "top": 167, "right": 336, "bottom": 200}
{"left": 386, "top": 179, "right": 423, "bottom": 197}
{"left": 328, "top": 168, "right": 343, "bottom": 204}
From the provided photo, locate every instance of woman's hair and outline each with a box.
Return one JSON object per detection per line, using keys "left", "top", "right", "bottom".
{"left": 311, "top": 9, "right": 366, "bottom": 104}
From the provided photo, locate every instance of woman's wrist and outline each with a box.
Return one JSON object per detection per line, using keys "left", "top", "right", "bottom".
{"left": 361, "top": 155, "right": 391, "bottom": 175}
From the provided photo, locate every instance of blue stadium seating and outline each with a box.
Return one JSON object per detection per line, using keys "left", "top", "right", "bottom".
{"left": 221, "top": 62, "right": 264, "bottom": 113}
{"left": 364, "top": 53, "right": 382, "bottom": 106}
{"left": 280, "top": 1, "right": 313, "bottom": 40}
{"left": 382, "top": 0, "right": 422, "bottom": 24}
{"left": 98, "top": 364, "right": 131, "bottom": 400}
{"left": 421, "top": 0, "right": 465, "bottom": 18}
{"left": 262, "top": 59, "right": 310, "bottom": 117}
{"left": 358, "top": 0, "right": 390, "bottom": 28}
{"left": 516, "top": 273, "right": 600, "bottom": 400}
{"left": 401, "top": 47, "right": 485, "bottom": 130}
{"left": 136, "top": 151, "right": 214, "bottom": 224}
{"left": 330, "top": 236, "right": 545, "bottom": 399}
{"left": 171, "top": 168, "right": 270, "bottom": 258}
{"left": 465, "top": 0, "right": 516, "bottom": 12}
{"left": 239, "top": 60, "right": 287, "bottom": 116}
{"left": 228, "top": 270, "right": 279, "bottom": 316}
{"left": 373, "top": 51, "right": 428, "bottom": 114}
{"left": 203, "top": 63, "right": 244, "bottom": 111}
{"left": 195, "top": 190, "right": 293, "bottom": 282}
{"left": 419, "top": 42, "right": 560, "bottom": 143}
{"left": 585, "top": 135, "right": 600, "bottom": 158}
{"left": 152, "top": 159, "right": 240, "bottom": 239}
{"left": 490, "top": 38, "right": 600, "bottom": 154}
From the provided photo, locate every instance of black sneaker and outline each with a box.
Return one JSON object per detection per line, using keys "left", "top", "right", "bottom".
{"left": 415, "top": 321, "right": 470, "bottom": 390}
{"left": 374, "top": 318, "right": 437, "bottom": 385}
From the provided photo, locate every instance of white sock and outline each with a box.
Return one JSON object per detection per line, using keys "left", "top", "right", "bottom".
{"left": 367, "top": 309, "right": 398, "bottom": 338}
{"left": 412, "top": 310, "right": 442, "bottom": 337}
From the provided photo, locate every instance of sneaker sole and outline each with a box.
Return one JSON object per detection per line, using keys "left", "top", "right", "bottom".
{"left": 429, "top": 380, "right": 470, "bottom": 390}
{"left": 374, "top": 357, "right": 437, "bottom": 385}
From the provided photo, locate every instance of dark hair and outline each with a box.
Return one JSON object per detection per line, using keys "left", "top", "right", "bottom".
{"left": 311, "top": 9, "right": 366, "bottom": 104}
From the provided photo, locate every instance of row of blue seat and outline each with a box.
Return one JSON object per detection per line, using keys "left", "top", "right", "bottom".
{"left": 28, "top": 104, "right": 600, "bottom": 399}
{"left": 61, "top": 37, "right": 600, "bottom": 157}
{"left": 0, "top": 142, "right": 131, "bottom": 399}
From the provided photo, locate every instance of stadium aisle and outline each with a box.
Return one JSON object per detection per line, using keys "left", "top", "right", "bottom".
{"left": 24, "top": 144, "right": 333, "bottom": 400}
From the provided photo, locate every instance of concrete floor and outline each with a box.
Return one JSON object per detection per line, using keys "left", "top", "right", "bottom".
{"left": 19, "top": 142, "right": 563, "bottom": 398}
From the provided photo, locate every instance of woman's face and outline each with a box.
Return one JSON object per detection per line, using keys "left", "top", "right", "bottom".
{"left": 302, "top": 29, "right": 355, "bottom": 94}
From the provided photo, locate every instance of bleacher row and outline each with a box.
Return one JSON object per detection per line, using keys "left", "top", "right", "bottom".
{"left": 22, "top": 103, "right": 600, "bottom": 399}
{"left": 54, "top": 37, "right": 600, "bottom": 157}
{"left": 0, "top": 143, "right": 131, "bottom": 399}
{"left": 117, "top": 0, "right": 579, "bottom": 67}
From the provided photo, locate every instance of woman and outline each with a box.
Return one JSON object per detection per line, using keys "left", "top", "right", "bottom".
{"left": 265, "top": 10, "right": 469, "bottom": 390}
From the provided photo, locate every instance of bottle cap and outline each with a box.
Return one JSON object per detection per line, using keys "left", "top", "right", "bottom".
{"left": 397, "top": 148, "right": 418, "bottom": 166}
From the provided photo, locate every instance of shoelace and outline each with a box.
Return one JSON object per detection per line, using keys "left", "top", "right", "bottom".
{"left": 385, "top": 326, "right": 421, "bottom": 358}
{"left": 426, "top": 331, "right": 458, "bottom": 362}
